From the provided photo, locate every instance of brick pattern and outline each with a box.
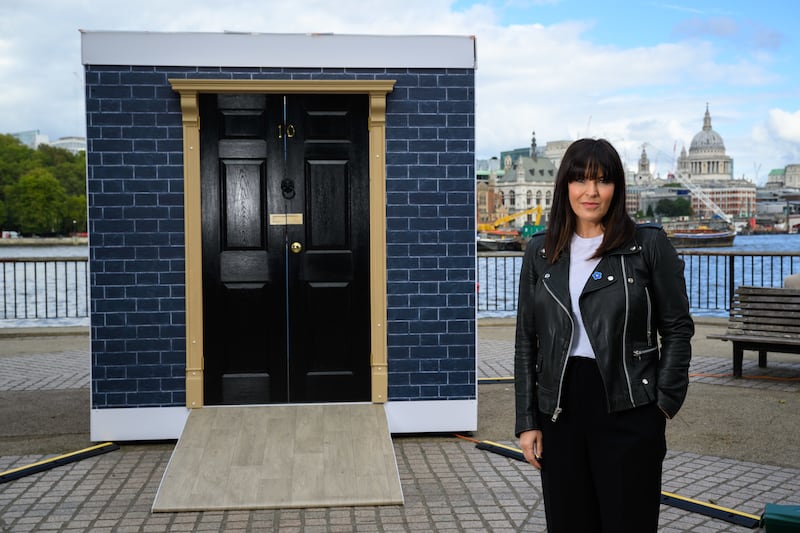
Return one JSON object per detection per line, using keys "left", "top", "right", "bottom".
{"left": 384, "top": 69, "right": 476, "bottom": 401}
{"left": 2, "top": 443, "right": 796, "bottom": 531}
{"left": 85, "top": 66, "right": 476, "bottom": 408}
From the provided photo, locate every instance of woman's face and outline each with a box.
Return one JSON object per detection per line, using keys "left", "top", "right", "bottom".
{"left": 568, "top": 170, "right": 615, "bottom": 237}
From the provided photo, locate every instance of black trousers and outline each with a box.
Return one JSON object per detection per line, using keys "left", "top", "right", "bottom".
{"left": 539, "top": 356, "right": 666, "bottom": 533}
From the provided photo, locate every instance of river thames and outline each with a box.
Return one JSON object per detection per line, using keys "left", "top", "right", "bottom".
{"left": 477, "top": 232, "right": 800, "bottom": 318}
{"left": 1, "top": 233, "right": 799, "bottom": 326}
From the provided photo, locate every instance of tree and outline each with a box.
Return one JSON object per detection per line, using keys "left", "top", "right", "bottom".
{"left": 655, "top": 197, "right": 692, "bottom": 217}
{"left": 38, "top": 144, "right": 86, "bottom": 196}
{"left": 0, "top": 134, "right": 87, "bottom": 234}
{"left": 63, "top": 194, "right": 87, "bottom": 233}
{"left": 4, "top": 168, "right": 67, "bottom": 234}
{"left": 0, "top": 135, "right": 37, "bottom": 225}
{"left": 0, "top": 135, "right": 36, "bottom": 189}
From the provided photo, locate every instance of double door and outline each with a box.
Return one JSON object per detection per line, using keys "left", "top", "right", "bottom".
{"left": 200, "top": 93, "right": 370, "bottom": 404}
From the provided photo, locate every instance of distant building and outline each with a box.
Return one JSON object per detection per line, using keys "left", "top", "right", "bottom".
{"left": 765, "top": 165, "right": 800, "bottom": 190}
{"left": 543, "top": 140, "right": 571, "bottom": 169}
{"left": 11, "top": 130, "right": 48, "bottom": 149}
{"left": 632, "top": 146, "right": 665, "bottom": 186}
{"left": 690, "top": 182, "right": 756, "bottom": 219}
{"left": 676, "top": 105, "right": 733, "bottom": 182}
{"left": 49, "top": 136, "right": 86, "bottom": 154}
{"left": 493, "top": 133, "right": 557, "bottom": 228}
{"left": 476, "top": 157, "right": 503, "bottom": 227}
{"left": 9, "top": 131, "right": 86, "bottom": 154}
{"left": 785, "top": 165, "right": 800, "bottom": 189}
{"left": 766, "top": 168, "right": 786, "bottom": 188}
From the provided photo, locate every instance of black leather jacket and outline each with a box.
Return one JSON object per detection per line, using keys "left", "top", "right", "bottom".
{"left": 514, "top": 224, "right": 694, "bottom": 436}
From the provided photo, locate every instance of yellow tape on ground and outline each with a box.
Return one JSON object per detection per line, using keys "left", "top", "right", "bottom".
{"left": 661, "top": 491, "right": 762, "bottom": 521}
{"left": 477, "top": 440, "right": 761, "bottom": 522}
{"left": 0, "top": 442, "right": 116, "bottom": 477}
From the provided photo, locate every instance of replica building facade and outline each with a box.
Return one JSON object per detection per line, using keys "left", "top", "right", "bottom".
{"left": 82, "top": 31, "right": 477, "bottom": 441}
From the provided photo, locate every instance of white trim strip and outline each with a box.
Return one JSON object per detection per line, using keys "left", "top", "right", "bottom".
{"left": 91, "top": 407, "right": 190, "bottom": 441}
{"left": 81, "top": 31, "right": 477, "bottom": 69}
{"left": 90, "top": 400, "right": 478, "bottom": 441}
{"left": 384, "top": 400, "right": 478, "bottom": 433}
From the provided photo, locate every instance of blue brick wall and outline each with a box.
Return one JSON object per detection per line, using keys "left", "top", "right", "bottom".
{"left": 86, "top": 65, "right": 475, "bottom": 408}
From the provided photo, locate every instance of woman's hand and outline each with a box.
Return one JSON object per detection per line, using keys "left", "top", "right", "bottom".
{"left": 519, "top": 429, "right": 543, "bottom": 470}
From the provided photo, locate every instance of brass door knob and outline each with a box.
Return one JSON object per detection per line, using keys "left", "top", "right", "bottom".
{"left": 290, "top": 241, "right": 303, "bottom": 254}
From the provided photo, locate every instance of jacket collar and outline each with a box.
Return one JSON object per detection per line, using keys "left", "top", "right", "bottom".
{"left": 536, "top": 233, "right": 643, "bottom": 297}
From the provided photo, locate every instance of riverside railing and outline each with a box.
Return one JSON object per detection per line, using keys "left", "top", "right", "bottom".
{"left": 477, "top": 250, "right": 800, "bottom": 318}
{"left": 1, "top": 257, "right": 89, "bottom": 321}
{"left": 4, "top": 252, "right": 799, "bottom": 321}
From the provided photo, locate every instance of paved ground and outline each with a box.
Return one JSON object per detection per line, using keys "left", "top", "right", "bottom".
{"left": 0, "top": 320, "right": 798, "bottom": 532}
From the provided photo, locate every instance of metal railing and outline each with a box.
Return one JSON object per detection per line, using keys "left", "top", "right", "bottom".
{"left": 478, "top": 250, "right": 800, "bottom": 318}
{"left": 3, "top": 252, "right": 799, "bottom": 322}
{"left": 1, "top": 257, "right": 89, "bottom": 321}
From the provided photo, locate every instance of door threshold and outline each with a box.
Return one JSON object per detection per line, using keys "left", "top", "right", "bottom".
{"left": 203, "top": 401, "right": 376, "bottom": 409}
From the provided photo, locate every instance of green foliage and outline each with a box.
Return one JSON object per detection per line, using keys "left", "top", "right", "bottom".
{"left": 5, "top": 168, "right": 67, "bottom": 234}
{"left": 0, "top": 134, "right": 86, "bottom": 235}
{"left": 654, "top": 197, "right": 693, "bottom": 217}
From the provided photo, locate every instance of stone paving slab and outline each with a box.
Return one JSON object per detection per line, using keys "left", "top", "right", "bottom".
{"left": 0, "top": 351, "right": 87, "bottom": 391}
{"left": 479, "top": 338, "right": 800, "bottom": 393}
{"left": 1, "top": 332, "right": 799, "bottom": 531}
{"left": 1, "top": 441, "right": 798, "bottom": 532}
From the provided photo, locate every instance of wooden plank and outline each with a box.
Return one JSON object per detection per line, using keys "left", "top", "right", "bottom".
{"left": 711, "top": 285, "right": 800, "bottom": 377}
{"left": 710, "top": 333, "right": 800, "bottom": 344}
{"left": 153, "top": 405, "right": 403, "bottom": 512}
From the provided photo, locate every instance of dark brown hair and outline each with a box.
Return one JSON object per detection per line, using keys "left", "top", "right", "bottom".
{"left": 544, "top": 138, "right": 636, "bottom": 263}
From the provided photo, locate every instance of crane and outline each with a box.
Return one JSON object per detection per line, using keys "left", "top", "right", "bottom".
{"left": 648, "top": 142, "right": 734, "bottom": 225}
{"left": 477, "top": 205, "right": 543, "bottom": 233}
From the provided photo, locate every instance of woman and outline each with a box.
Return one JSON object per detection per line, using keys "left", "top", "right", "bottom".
{"left": 514, "top": 138, "right": 694, "bottom": 532}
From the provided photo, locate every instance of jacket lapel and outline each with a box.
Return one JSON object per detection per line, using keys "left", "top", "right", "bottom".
{"left": 541, "top": 254, "right": 572, "bottom": 307}
{"left": 581, "top": 256, "right": 618, "bottom": 295}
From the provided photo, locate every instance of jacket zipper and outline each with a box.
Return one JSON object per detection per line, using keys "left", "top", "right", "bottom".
{"left": 620, "top": 256, "right": 635, "bottom": 406}
{"left": 543, "top": 279, "right": 574, "bottom": 422}
{"left": 633, "top": 288, "right": 655, "bottom": 359}
{"left": 645, "top": 286, "right": 652, "bottom": 345}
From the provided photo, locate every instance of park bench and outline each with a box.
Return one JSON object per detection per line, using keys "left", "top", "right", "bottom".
{"left": 707, "top": 285, "right": 800, "bottom": 377}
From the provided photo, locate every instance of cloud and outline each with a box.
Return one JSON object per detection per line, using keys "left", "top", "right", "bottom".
{"left": 672, "top": 15, "right": 784, "bottom": 53}
{"left": 750, "top": 109, "right": 800, "bottom": 176}
{"left": 0, "top": 0, "right": 793, "bottom": 182}
{"left": 673, "top": 16, "right": 739, "bottom": 40}
{"left": 766, "top": 109, "right": 800, "bottom": 143}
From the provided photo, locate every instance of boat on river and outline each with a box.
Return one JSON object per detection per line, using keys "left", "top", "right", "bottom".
{"left": 663, "top": 220, "right": 735, "bottom": 248}
{"left": 477, "top": 230, "right": 521, "bottom": 252}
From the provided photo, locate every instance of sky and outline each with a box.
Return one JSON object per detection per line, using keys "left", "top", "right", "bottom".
{"left": 1, "top": 0, "right": 797, "bottom": 184}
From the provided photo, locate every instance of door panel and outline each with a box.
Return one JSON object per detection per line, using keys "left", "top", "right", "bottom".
{"left": 286, "top": 94, "right": 370, "bottom": 402}
{"left": 201, "top": 93, "right": 282, "bottom": 405}
{"left": 306, "top": 161, "right": 349, "bottom": 248}
{"left": 201, "top": 92, "right": 369, "bottom": 405}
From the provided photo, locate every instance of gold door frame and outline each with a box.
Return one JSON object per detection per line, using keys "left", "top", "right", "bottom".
{"left": 169, "top": 79, "right": 396, "bottom": 408}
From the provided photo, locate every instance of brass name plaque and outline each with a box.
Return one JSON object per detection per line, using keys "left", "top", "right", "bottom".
{"left": 269, "top": 213, "right": 304, "bottom": 226}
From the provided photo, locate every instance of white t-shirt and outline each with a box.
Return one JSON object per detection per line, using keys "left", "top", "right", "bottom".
{"left": 569, "top": 233, "right": 603, "bottom": 359}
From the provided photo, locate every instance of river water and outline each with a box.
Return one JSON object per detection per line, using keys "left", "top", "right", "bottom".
{"left": 478, "top": 233, "right": 800, "bottom": 319}
{"left": 2, "top": 233, "right": 796, "bottom": 259}
{"left": 2, "top": 233, "right": 799, "bottom": 326}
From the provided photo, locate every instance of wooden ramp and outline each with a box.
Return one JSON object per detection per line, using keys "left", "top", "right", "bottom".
{"left": 152, "top": 404, "right": 403, "bottom": 512}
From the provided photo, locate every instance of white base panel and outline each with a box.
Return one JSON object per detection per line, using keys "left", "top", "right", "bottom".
{"left": 91, "top": 399, "right": 477, "bottom": 441}
{"left": 384, "top": 399, "right": 477, "bottom": 434}
{"left": 91, "top": 407, "right": 190, "bottom": 441}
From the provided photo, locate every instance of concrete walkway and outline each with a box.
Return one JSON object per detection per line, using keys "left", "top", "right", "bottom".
{"left": 0, "top": 320, "right": 798, "bottom": 532}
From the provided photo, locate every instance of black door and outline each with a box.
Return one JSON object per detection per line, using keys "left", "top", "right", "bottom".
{"left": 200, "top": 93, "right": 370, "bottom": 405}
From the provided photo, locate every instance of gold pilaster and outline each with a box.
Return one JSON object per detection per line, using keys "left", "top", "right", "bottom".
{"left": 169, "top": 79, "right": 395, "bottom": 408}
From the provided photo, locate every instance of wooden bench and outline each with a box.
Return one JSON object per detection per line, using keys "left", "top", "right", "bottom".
{"left": 707, "top": 286, "right": 800, "bottom": 377}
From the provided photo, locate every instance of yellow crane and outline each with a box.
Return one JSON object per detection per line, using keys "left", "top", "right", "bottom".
{"left": 477, "top": 205, "right": 543, "bottom": 233}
